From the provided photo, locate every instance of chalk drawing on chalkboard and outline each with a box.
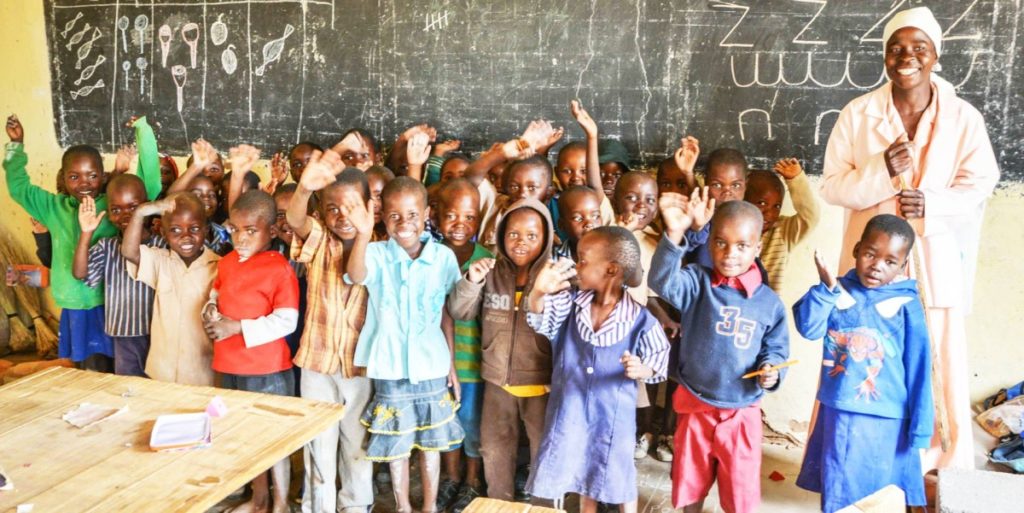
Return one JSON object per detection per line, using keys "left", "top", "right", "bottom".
{"left": 859, "top": 0, "right": 907, "bottom": 44}
{"left": 814, "top": 110, "right": 840, "bottom": 145}
{"left": 75, "top": 28, "right": 102, "bottom": 70}
{"left": 792, "top": 0, "right": 827, "bottom": 46}
{"left": 211, "top": 15, "right": 228, "bottom": 47}
{"left": 803, "top": 53, "right": 886, "bottom": 90}
{"left": 710, "top": 1, "right": 753, "bottom": 48}
{"left": 122, "top": 60, "right": 131, "bottom": 91}
{"left": 254, "top": 24, "right": 295, "bottom": 77}
{"left": 222, "top": 45, "right": 238, "bottom": 75}
{"left": 70, "top": 79, "right": 104, "bottom": 100}
{"left": 424, "top": 11, "right": 450, "bottom": 32}
{"left": 181, "top": 23, "right": 200, "bottom": 69}
{"left": 171, "top": 65, "right": 189, "bottom": 140}
{"left": 738, "top": 109, "right": 772, "bottom": 141}
{"left": 74, "top": 54, "right": 107, "bottom": 86}
{"left": 117, "top": 16, "right": 129, "bottom": 53}
{"left": 60, "top": 12, "right": 83, "bottom": 39}
{"left": 943, "top": 0, "right": 982, "bottom": 42}
{"left": 135, "top": 15, "right": 149, "bottom": 54}
{"left": 158, "top": 24, "right": 173, "bottom": 67}
{"left": 136, "top": 57, "right": 148, "bottom": 96}
{"left": 65, "top": 23, "right": 92, "bottom": 50}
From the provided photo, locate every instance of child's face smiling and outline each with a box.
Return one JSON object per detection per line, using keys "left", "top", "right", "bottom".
{"left": 163, "top": 206, "right": 207, "bottom": 265}
{"left": 561, "top": 191, "right": 602, "bottom": 242}
{"left": 600, "top": 162, "right": 625, "bottom": 198}
{"left": 189, "top": 177, "right": 219, "bottom": 218}
{"left": 745, "top": 180, "right": 782, "bottom": 234}
{"left": 107, "top": 182, "right": 147, "bottom": 233}
{"left": 658, "top": 160, "right": 689, "bottom": 196}
{"left": 439, "top": 192, "right": 480, "bottom": 248}
{"left": 506, "top": 164, "right": 549, "bottom": 203}
{"left": 274, "top": 192, "right": 295, "bottom": 246}
{"left": 710, "top": 215, "right": 761, "bottom": 278}
{"left": 320, "top": 185, "right": 361, "bottom": 241}
{"left": 289, "top": 144, "right": 315, "bottom": 183}
{"left": 383, "top": 190, "right": 428, "bottom": 257}
{"left": 853, "top": 230, "right": 910, "bottom": 288}
{"left": 367, "top": 174, "right": 386, "bottom": 225}
{"left": 63, "top": 154, "right": 103, "bottom": 200}
{"left": 615, "top": 175, "right": 658, "bottom": 230}
{"left": 228, "top": 209, "right": 277, "bottom": 261}
{"left": 502, "top": 209, "right": 545, "bottom": 269}
{"left": 706, "top": 164, "right": 746, "bottom": 204}
{"left": 555, "top": 146, "right": 587, "bottom": 190}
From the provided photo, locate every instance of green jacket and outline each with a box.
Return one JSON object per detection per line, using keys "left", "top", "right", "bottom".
{"left": 3, "top": 117, "right": 161, "bottom": 309}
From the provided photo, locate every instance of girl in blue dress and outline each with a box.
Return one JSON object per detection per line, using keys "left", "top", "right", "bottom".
{"left": 523, "top": 226, "right": 670, "bottom": 512}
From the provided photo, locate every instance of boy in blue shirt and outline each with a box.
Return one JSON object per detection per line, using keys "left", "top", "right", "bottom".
{"left": 793, "top": 214, "right": 933, "bottom": 512}
{"left": 649, "top": 190, "right": 789, "bottom": 513}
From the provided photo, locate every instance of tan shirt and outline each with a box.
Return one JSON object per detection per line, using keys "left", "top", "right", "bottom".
{"left": 128, "top": 245, "right": 219, "bottom": 386}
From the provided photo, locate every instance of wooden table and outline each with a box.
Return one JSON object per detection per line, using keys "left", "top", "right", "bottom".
{"left": 0, "top": 367, "right": 345, "bottom": 513}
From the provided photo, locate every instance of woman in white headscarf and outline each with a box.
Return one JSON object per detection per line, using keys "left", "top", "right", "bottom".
{"left": 819, "top": 6, "right": 999, "bottom": 474}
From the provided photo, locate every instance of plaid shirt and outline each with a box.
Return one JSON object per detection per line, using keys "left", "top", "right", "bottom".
{"left": 290, "top": 218, "right": 369, "bottom": 377}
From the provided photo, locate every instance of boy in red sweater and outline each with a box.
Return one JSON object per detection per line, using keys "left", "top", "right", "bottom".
{"left": 204, "top": 188, "right": 300, "bottom": 513}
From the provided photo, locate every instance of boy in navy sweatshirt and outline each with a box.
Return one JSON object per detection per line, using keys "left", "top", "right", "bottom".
{"left": 648, "top": 188, "right": 789, "bottom": 513}
{"left": 793, "top": 214, "right": 932, "bottom": 513}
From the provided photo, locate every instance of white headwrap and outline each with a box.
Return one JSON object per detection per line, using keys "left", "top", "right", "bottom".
{"left": 882, "top": 7, "right": 943, "bottom": 70}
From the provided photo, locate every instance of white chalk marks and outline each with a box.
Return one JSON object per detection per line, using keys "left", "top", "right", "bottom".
{"left": 210, "top": 14, "right": 228, "bottom": 46}
{"left": 792, "top": 0, "right": 827, "bottom": 45}
{"left": 75, "top": 55, "right": 107, "bottom": 86}
{"left": 254, "top": 23, "right": 294, "bottom": 76}
{"left": 117, "top": 16, "right": 129, "bottom": 52}
{"left": 859, "top": 0, "right": 906, "bottom": 44}
{"left": 71, "top": 79, "right": 104, "bottom": 100}
{"left": 729, "top": 52, "right": 887, "bottom": 90}
{"left": 738, "top": 109, "right": 772, "bottom": 141}
{"left": 134, "top": 15, "right": 148, "bottom": 53}
{"left": 181, "top": 22, "right": 200, "bottom": 68}
{"left": 171, "top": 64, "right": 189, "bottom": 140}
{"left": 158, "top": 24, "right": 172, "bottom": 67}
{"left": 136, "top": 57, "right": 148, "bottom": 95}
{"left": 60, "top": 12, "right": 83, "bottom": 38}
{"left": 814, "top": 109, "right": 840, "bottom": 145}
{"left": 222, "top": 44, "right": 238, "bottom": 75}
{"left": 423, "top": 10, "right": 449, "bottom": 32}
{"left": 711, "top": 1, "right": 753, "bottom": 48}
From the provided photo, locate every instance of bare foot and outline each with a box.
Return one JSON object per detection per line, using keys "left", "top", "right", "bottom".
{"left": 228, "top": 498, "right": 270, "bottom": 513}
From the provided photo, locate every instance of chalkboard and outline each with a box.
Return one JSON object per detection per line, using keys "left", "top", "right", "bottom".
{"left": 43, "top": 0, "right": 1024, "bottom": 179}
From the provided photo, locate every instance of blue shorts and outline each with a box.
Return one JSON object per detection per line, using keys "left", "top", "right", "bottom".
{"left": 450, "top": 381, "right": 483, "bottom": 458}
{"left": 58, "top": 306, "right": 113, "bottom": 362}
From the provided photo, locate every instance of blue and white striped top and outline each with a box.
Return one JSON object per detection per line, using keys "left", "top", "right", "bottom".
{"left": 527, "top": 289, "right": 670, "bottom": 384}
{"left": 85, "top": 236, "right": 163, "bottom": 338}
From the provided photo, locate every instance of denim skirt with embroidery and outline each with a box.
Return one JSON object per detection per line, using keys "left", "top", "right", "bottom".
{"left": 360, "top": 377, "right": 464, "bottom": 461}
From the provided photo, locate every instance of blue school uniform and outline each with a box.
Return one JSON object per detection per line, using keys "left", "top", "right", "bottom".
{"left": 792, "top": 270, "right": 933, "bottom": 512}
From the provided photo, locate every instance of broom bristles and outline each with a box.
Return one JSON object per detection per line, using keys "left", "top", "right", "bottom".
{"left": 32, "top": 316, "right": 59, "bottom": 356}
{"left": 8, "top": 316, "right": 35, "bottom": 352}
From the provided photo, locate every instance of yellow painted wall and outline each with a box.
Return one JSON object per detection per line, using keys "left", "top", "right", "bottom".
{"left": 3, "top": 1, "right": 1022, "bottom": 430}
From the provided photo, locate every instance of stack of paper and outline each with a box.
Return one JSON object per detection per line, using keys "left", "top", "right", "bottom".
{"left": 149, "top": 412, "right": 212, "bottom": 452}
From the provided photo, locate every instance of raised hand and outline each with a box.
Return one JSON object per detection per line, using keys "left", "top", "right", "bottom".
{"left": 570, "top": 100, "right": 598, "bottom": 138}
{"left": 433, "top": 139, "right": 461, "bottom": 157}
{"left": 884, "top": 134, "right": 914, "bottom": 179}
{"left": 466, "top": 257, "right": 496, "bottom": 284}
{"left": 673, "top": 136, "right": 700, "bottom": 173}
{"left": 406, "top": 132, "right": 432, "bottom": 167}
{"left": 621, "top": 351, "right": 653, "bottom": 380}
{"left": 6, "top": 114, "right": 24, "bottom": 143}
{"left": 533, "top": 258, "right": 577, "bottom": 296}
{"left": 658, "top": 192, "right": 693, "bottom": 238}
{"left": 774, "top": 158, "right": 803, "bottom": 180}
{"left": 402, "top": 123, "right": 437, "bottom": 143}
{"left": 227, "top": 144, "right": 261, "bottom": 174}
{"left": 190, "top": 138, "right": 218, "bottom": 171}
{"left": 339, "top": 189, "right": 375, "bottom": 236}
{"left": 536, "top": 126, "right": 565, "bottom": 155}
{"left": 269, "top": 151, "right": 288, "bottom": 183}
{"left": 298, "top": 149, "right": 344, "bottom": 193}
{"left": 113, "top": 144, "right": 137, "bottom": 174}
{"left": 687, "top": 186, "right": 716, "bottom": 232}
{"left": 814, "top": 250, "right": 837, "bottom": 291}
{"left": 520, "top": 119, "right": 556, "bottom": 154}
{"left": 77, "top": 195, "right": 106, "bottom": 233}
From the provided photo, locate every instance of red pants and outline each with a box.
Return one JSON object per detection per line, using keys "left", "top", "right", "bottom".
{"left": 671, "top": 386, "right": 762, "bottom": 513}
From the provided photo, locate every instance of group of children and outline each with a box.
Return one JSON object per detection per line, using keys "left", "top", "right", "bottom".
{"left": 3, "top": 100, "right": 933, "bottom": 513}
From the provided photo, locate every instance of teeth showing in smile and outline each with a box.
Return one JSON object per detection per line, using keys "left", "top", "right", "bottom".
{"left": 897, "top": 68, "right": 918, "bottom": 76}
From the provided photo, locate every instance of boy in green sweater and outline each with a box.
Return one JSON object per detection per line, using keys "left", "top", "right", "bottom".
{"left": 4, "top": 115, "right": 161, "bottom": 369}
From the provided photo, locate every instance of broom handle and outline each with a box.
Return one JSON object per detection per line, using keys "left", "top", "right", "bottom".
{"left": 899, "top": 175, "right": 952, "bottom": 452}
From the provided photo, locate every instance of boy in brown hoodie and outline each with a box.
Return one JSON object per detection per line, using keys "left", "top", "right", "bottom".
{"left": 448, "top": 197, "right": 555, "bottom": 502}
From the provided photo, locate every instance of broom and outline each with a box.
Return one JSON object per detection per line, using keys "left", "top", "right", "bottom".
{"left": 0, "top": 239, "right": 59, "bottom": 356}
{"left": 0, "top": 247, "right": 35, "bottom": 352}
